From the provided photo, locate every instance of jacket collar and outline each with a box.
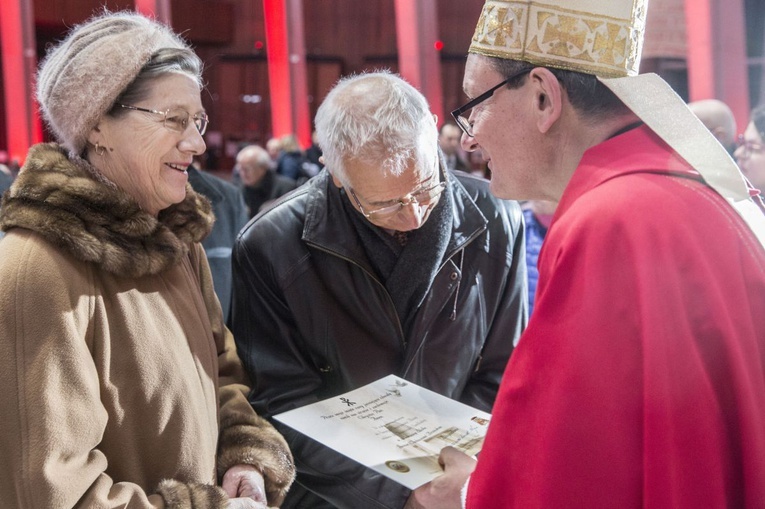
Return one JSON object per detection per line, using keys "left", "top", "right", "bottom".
{"left": 301, "top": 168, "right": 488, "bottom": 266}
{"left": 0, "top": 143, "right": 214, "bottom": 277}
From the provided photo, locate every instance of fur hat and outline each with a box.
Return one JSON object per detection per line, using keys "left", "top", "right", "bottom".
{"left": 36, "top": 11, "right": 190, "bottom": 156}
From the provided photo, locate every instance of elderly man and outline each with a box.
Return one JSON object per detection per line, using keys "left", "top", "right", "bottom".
{"left": 688, "top": 98, "right": 738, "bottom": 154}
{"left": 438, "top": 123, "right": 471, "bottom": 173}
{"left": 232, "top": 71, "right": 527, "bottom": 509}
{"left": 236, "top": 144, "right": 297, "bottom": 218}
{"left": 411, "top": 1, "right": 765, "bottom": 508}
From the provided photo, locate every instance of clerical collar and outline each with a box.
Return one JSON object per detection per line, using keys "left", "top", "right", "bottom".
{"left": 608, "top": 121, "right": 644, "bottom": 140}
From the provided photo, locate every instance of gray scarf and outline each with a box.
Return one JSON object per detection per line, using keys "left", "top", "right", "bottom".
{"left": 342, "top": 173, "right": 453, "bottom": 337}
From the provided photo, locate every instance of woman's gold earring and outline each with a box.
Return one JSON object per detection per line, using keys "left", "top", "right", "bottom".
{"left": 95, "top": 142, "right": 106, "bottom": 156}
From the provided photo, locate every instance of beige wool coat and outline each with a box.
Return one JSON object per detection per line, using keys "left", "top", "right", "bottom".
{"left": 0, "top": 144, "right": 294, "bottom": 509}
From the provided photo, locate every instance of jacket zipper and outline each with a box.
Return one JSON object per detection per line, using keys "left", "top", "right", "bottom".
{"left": 305, "top": 242, "right": 407, "bottom": 347}
{"left": 306, "top": 224, "right": 487, "bottom": 349}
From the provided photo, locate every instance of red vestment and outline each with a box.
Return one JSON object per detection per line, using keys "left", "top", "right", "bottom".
{"left": 467, "top": 126, "right": 765, "bottom": 508}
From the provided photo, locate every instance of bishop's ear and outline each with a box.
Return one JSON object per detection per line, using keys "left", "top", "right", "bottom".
{"left": 529, "top": 67, "right": 563, "bottom": 134}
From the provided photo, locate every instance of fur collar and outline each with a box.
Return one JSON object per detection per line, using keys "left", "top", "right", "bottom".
{"left": 0, "top": 143, "right": 214, "bottom": 277}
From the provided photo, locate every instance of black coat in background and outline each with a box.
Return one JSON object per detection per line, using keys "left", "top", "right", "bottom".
{"left": 242, "top": 171, "right": 298, "bottom": 218}
{"left": 187, "top": 167, "right": 248, "bottom": 323}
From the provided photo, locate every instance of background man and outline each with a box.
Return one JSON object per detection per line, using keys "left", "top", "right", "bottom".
{"left": 688, "top": 98, "right": 738, "bottom": 154}
{"left": 411, "top": 0, "right": 765, "bottom": 507}
{"left": 232, "top": 71, "right": 527, "bottom": 509}
{"left": 438, "top": 122, "right": 471, "bottom": 173}
{"left": 236, "top": 144, "right": 297, "bottom": 218}
{"left": 187, "top": 161, "right": 248, "bottom": 323}
{"left": 735, "top": 103, "right": 765, "bottom": 193}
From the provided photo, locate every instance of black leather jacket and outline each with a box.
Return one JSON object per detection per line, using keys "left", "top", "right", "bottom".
{"left": 232, "top": 168, "right": 527, "bottom": 509}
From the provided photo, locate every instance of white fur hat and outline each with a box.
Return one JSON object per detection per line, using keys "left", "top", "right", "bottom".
{"left": 36, "top": 11, "right": 189, "bottom": 156}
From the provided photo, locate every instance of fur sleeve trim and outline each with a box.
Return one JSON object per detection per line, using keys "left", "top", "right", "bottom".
{"left": 156, "top": 479, "right": 227, "bottom": 509}
{"left": 217, "top": 408, "right": 296, "bottom": 507}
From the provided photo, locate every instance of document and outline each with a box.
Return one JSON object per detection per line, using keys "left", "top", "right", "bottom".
{"left": 273, "top": 374, "right": 491, "bottom": 489}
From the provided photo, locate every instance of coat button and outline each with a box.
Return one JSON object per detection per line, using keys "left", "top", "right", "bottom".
{"left": 450, "top": 272, "right": 459, "bottom": 281}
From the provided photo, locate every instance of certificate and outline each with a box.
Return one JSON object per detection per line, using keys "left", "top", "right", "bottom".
{"left": 273, "top": 374, "right": 491, "bottom": 489}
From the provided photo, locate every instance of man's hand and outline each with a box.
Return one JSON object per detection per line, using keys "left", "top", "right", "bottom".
{"left": 222, "top": 464, "right": 268, "bottom": 507}
{"left": 407, "top": 447, "right": 477, "bottom": 509}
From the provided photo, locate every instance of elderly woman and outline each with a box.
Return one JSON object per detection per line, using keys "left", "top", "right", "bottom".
{"left": 735, "top": 103, "right": 765, "bottom": 192}
{"left": 0, "top": 12, "right": 294, "bottom": 509}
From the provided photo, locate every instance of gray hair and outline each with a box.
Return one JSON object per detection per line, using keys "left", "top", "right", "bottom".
{"left": 237, "top": 144, "right": 274, "bottom": 170}
{"left": 314, "top": 71, "right": 438, "bottom": 186}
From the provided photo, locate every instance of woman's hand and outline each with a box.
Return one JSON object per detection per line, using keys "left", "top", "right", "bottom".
{"left": 222, "top": 464, "right": 268, "bottom": 506}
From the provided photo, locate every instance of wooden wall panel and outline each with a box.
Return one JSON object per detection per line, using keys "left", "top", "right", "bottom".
{"left": 36, "top": 0, "right": 132, "bottom": 29}
{"left": 305, "top": 59, "right": 344, "bottom": 129}
{"left": 441, "top": 56, "right": 469, "bottom": 116}
{"left": 303, "top": 0, "right": 397, "bottom": 71}
{"left": 171, "top": 0, "right": 234, "bottom": 45}
{"left": 203, "top": 56, "right": 344, "bottom": 170}
{"left": 20, "top": 0, "right": 501, "bottom": 169}
{"left": 201, "top": 58, "right": 271, "bottom": 168}
{"left": 437, "top": 0, "right": 484, "bottom": 54}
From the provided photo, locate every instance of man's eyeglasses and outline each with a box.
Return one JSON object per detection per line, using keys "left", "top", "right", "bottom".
{"left": 736, "top": 134, "right": 765, "bottom": 159}
{"left": 348, "top": 163, "right": 447, "bottom": 220}
{"left": 451, "top": 68, "right": 532, "bottom": 138}
{"left": 117, "top": 103, "right": 209, "bottom": 135}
